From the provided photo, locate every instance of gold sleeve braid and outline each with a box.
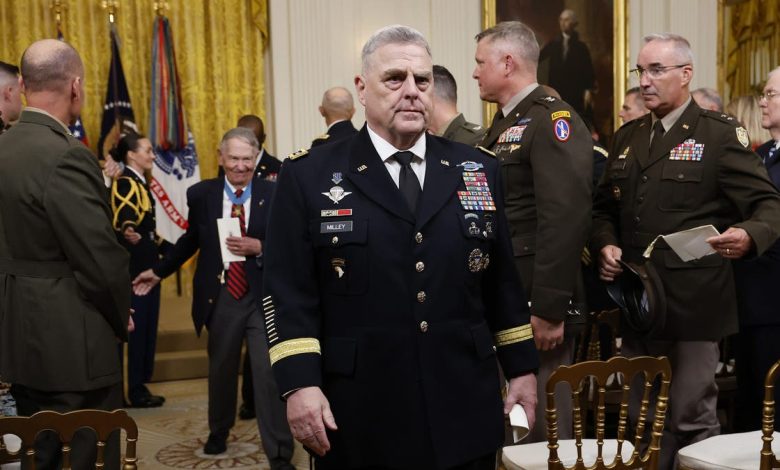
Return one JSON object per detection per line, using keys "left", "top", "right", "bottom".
{"left": 268, "top": 338, "right": 321, "bottom": 365}
{"left": 111, "top": 176, "right": 151, "bottom": 231}
{"left": 494, "top": 324, "right": 533, "bottom": 347}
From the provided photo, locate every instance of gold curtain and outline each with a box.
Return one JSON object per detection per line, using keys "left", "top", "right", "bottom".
{"left": 726, "top": 0, "right": 780, "bottom": 98}
{"left": 0, "top": 0, "right": 267, "bottom": 179}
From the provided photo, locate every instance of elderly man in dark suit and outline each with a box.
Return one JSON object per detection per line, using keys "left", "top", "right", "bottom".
{"left": 264, "top": 24, "right": 539, "bottom": 470}
{"left": 593, "top": 33, "right": 780, "bottom": 468}
{"left": 310, "top": 86, "right": 358, "bottom": 147}
{"left": 0, "top": 39, "right": 130, "bottom": 470}
{"left": 133, "top": 128, "right": 294, "bottom": 469}
{"left": 732, "top": 66, "right": 780, "bottom": 432}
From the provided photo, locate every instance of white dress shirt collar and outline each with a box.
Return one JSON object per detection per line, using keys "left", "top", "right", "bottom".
{"left": 366, "top": 124, "right": 427, "bottom": 163}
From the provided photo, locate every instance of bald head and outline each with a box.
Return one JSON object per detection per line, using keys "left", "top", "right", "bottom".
{"left": 21, "top": 39, "right": 83, "bottom": 93}
{"left": 320, "top": 86, "right": 355, "bottom": 125}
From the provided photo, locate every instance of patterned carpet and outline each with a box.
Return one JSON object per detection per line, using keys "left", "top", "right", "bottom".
{"left": 129, "top": 379, "right": 309, "bottom": 470}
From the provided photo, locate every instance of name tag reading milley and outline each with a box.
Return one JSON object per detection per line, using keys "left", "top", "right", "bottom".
{"left": 320, "top": 221, "right": 353, "bottom": 233}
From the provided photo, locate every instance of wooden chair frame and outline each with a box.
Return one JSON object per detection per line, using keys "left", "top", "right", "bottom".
{"left": 546, "top": 355, "right": 672, "bottom": 470}
{"left": 0, "top": 409, "right": 137, "bottom": 469}
{"left": 760, "top": 359, "right": 779, "bottom": 470}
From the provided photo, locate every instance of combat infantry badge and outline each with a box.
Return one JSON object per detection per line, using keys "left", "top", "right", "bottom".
{"left": 736, "top": 127, "right": 750, "bottom": 148}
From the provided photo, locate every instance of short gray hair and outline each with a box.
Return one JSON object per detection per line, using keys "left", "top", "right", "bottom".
{"left": 475, "top": 21, "right": 540, "bottom": 66}
{"left": 643, "top": 33, "right": 694, "bottom": 66}
{"left": 219, "top": 127, "right": 259, "bottom": 152}
{"left": 361, "top": 25, "right": 431, "bottom": 74}
{"left": 692, "top": 87, "right": 723, "bottom": 112}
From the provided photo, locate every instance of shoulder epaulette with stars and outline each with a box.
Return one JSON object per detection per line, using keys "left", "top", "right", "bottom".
{"left": 288, "top": 148, "right": 309, "bottom": 161}
{"left": 700, "top": 109, "right": 739, "bottom": 126}
{"left": 314, "top": 133, "right": 330, "bottom": 141}
{"left": 476, "top": 146, "right": 496, "bottom": 157}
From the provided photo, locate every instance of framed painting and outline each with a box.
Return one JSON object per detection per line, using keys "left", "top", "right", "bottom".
{"left": 482, "top": 0, "right": 628, "bottom": 141}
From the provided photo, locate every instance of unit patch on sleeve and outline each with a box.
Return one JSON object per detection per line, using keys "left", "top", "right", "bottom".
{"left": 736, "top": 127, "right": 750, "bottom": 148}
{"left": 553, "top": 118, "right": 571, "bottom": 142}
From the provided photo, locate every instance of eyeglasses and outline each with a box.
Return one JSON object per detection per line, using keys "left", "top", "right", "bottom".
{"left": 630, "top": 64, "right": 690, "bottom": 80}
{"left": 759, "top": 90, "right": 780, "bottom": 102}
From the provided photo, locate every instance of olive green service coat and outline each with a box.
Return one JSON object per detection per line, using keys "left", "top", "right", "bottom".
{"left": 0, "top": 110, "right": 130, "bottom": 391}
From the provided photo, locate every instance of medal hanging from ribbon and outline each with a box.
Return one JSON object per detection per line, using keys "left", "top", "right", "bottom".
{"left": 224, "top": 181, "right": 252, "bottom": 205}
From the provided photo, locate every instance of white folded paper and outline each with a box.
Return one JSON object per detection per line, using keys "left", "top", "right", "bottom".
{"left": 509, "top": 404, "right": 530, "bottom": 443}
{"left": 217, "top": 217, "right": 245, "bottom": 263}
{"left": 642, "top": 224, "right": 720, "bottom": 261}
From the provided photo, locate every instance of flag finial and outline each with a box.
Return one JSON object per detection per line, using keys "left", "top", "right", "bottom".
{"left": 101, "top": 0, "right": 120, "bottom": 24}
{"left": 154, "top": 1, "right": 169, "bottom": 17}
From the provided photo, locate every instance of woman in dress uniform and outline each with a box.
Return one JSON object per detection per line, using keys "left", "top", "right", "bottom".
{"left": 110, "top": 133, "right": 167, "bottom": 407}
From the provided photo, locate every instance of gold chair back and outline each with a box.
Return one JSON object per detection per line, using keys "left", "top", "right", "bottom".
{"left": 546, "top": 355, "right": 672, "bottom": 470}
{"left": 0, "top": 409, "right": 137, "bottom": 469}
{"left": 761, "top": 359, "right": 780, "bottom": 470}
{"left": 576, "top": 309, "right": 621, "bottom": 363}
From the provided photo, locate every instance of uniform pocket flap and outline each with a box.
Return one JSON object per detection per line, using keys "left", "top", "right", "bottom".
{"left": 470, "top": 323, "right": 497, "bottom": 360}
{"left": 311, "top": 219, "right": 367, "bottom": 247}
{"left": 663, "top": 250, "right": 722, "bottom": 269}
{"left": 661, "top": 163, "right": 704, "bottom": 182}
{"left": 512, "top": 234, "right": 536, "bottom": 257}
{"left": 323, "top": 337, "right": 357, "bottom": 376}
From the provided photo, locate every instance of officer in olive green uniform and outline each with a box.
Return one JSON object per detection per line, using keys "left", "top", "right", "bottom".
{"left": 431, "top": 65, "right": 486, "bottom": 147}
{"left": 475, "top": 21, "right": 593, "bottom": 443}
{"left": 592, "top": 33, "right": 780, "bottom": 468}
{"left": 441, "top": 113, "right": 485, "bottom": 147}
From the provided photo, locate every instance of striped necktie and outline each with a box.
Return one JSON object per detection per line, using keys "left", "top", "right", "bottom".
{"left": 226, "top": 189, "right": 248, "bottom": 299}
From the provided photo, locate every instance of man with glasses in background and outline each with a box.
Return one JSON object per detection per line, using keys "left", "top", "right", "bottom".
{"left": 592, "top": 33, "right": 780, "bottom": 468}
{"left": 731, "top": 67, "right": 780, "bottom": 433}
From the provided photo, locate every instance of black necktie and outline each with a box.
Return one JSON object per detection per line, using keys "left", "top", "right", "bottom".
{"left": 393, "top": 151, "right": 421, "bottom": 213}
{"left": 649, "top": 120, "right": 666, "bottom": 156}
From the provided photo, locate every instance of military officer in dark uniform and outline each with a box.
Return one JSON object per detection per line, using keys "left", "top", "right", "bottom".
{"left": 264, "top": 25, "right": 539, "bottom": 470}
{"left": 311, "top": 86, "right": 359, "bottom": 148}
{"left": 110, "top": 132, "right": 167, "bottom": 408}
{"left": 474, "top": 21, "right": 593, "bottom": 443}
{"left": 732, "top": 66, "right": 780, "bottom": 432}
{"left": 430, "top": 65, "right": 485, "bottom": 146}
{"left": 592, "top": 33, "right": 780, "bottom": 468}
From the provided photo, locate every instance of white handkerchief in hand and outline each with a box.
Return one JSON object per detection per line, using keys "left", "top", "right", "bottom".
{"left": 217, "top": 217, "right": 245, "bottom": 263}
{"left": 509, "top": 404, "right": 529, "bottom": 443}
